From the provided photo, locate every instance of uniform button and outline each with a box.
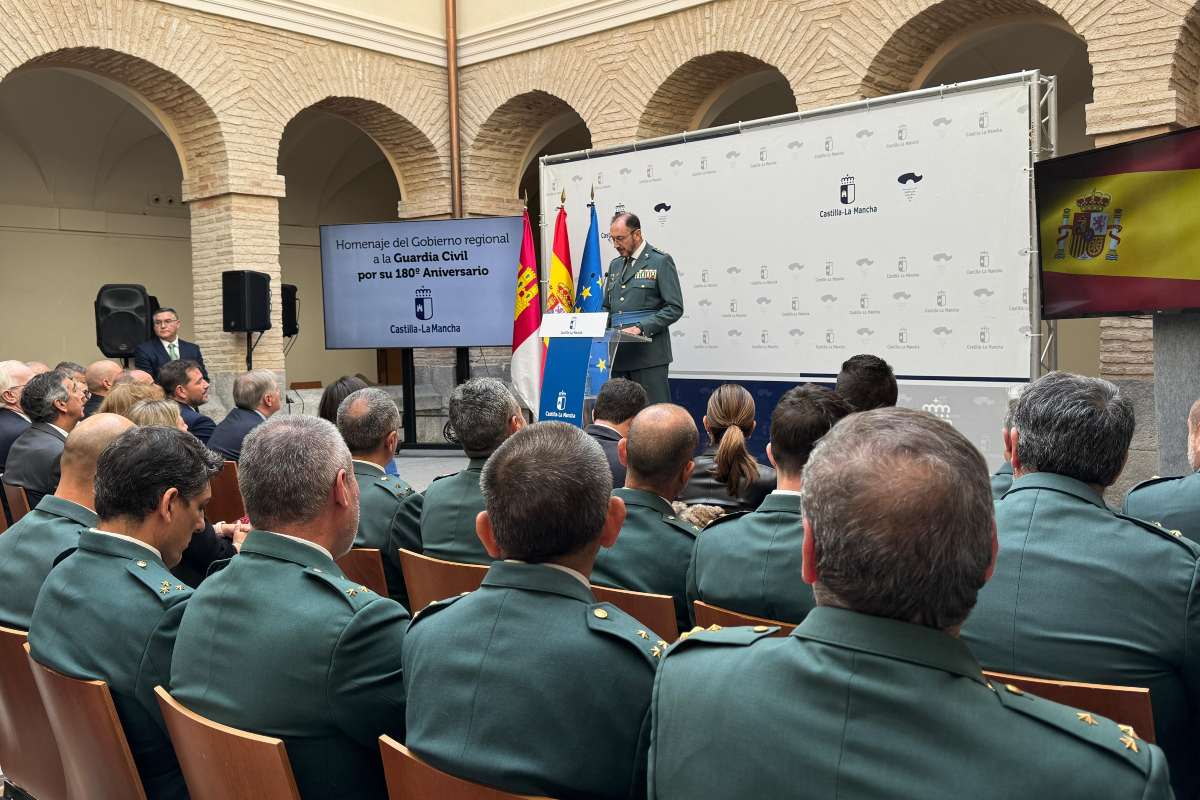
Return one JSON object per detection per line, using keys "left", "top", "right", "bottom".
{"left": 752, "top": 625, "right": 770, "bottom": 633}
{"left": 593, "top": 608, "right": 609, "bottom": 619}
{"left": 620, "top": 296, "right": 625, "bottom": 302}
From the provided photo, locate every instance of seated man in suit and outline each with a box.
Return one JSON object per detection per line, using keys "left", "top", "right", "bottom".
{"left": 405, "top": 422, "right": 659, "bottom": 799}
{"left": 394, "top": 377, "right": 524, "bottom": 564}
{"left": 0, "top": 412, "right": 132, "bottom": 628}
{"left": 29, "top": 426, "right": 221, "bottom": 800}
{"left": 834, "top": 353, "right": 897, "bottom": 411}
{"left": 83, "top": 359, "right": 122, "bottom": 417}
{"left": 962, "top": 371, "right": 1200, "bottom": 799}
{"left": 135, "top": 307, "right": 208, "bottom": 381}
{"left": 5, "top": 370, "right": 86, "bottom": 506}
{"left": 586, "top": 378, "right": 647, "bottom": 488}
{"left": 157, "top": 359, "right": 215, "bottom": 444}
{"left": 53, "top": 361, "right": 86, "bottom": 386}
{"left": 171, "top": 415, "right": 409, "bottom": 800}
{"left": 207, "top": 369, "right": 280, "bottom": 460}
{"left": 651, "top": 408, "right": 1172, "bottom": 799}
{"left": 1123, "top": 395, "right": 1200, "bottom": 542}
{"left": 0, "top": 359, "right": 34, "bottom": 470}
{"left": 592, "top": 403, "right": 700, "bottom": 632}
{"left": 336, "top": 387, "right": 414, "bottom": 606}
{"left": 687, "top": 384, "right": 850, "bottom": 624}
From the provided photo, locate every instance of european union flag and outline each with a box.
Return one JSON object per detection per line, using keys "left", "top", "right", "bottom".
{"left": 577, "top": 203, "right": 610, "bottom": 395}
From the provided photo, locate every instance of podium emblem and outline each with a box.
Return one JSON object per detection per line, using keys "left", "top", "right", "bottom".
{"left": 556, "top": 390, "right": 567, "bottom": 412}
{"left": 415, "top": 287, "right": 433, "bottom": 320}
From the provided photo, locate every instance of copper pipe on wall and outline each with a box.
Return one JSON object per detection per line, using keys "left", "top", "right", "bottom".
{"left": 445, "top": 0, "right": 464, "bottom": 218}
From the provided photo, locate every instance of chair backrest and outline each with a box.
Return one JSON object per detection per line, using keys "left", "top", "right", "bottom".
{"left": 206, "top": 460, "right": 245, "bottom": 523}
{"left": 379, "top": 736, "right": 551, "bottom": 800}
{"left": 3, "top": 481, "right": 31, "bottom": 523}
{"left": 982, "top": 670, "right": 1156, "bottom": 743}
{"left": 24, "top": 642, "right": 148, "bottom": 800}
{"left": 154, "top": 686, "right": 301, "bottom": 800}
{"left": 0, "top": 627, "right": 66, "bottom": 800}
{"left": 399, "top": 549, "right": 488, "bottom": 612}
{"left": 288, "top": 381, "right": 322, "bottom": 390}
{"left": 336, "top": 547, "right": 389, "bottom": 597}
{"left": 692, "top": 601, "right": 795, "bottom": 636}
{"left": 591, "top": 585, "right": 679, "bottom": 641}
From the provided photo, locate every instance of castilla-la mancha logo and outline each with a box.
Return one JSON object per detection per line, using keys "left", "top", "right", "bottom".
{"left": 414, "top": 287, "right": 433, "bottom": 320}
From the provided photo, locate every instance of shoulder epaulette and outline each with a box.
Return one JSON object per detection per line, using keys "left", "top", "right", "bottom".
{"left": 409, "top": 592, "right": 467, "bottom": 625}
{"left": 992, "top": 682, "right": 1151, "bottom": 775}
{"left": 1126, "top": 475, "right": 1176, "bottom": 495}
{"left": 699, "top": 510, "right": 749, "bottom": 532}
{"left": 585, "top": 602, "right": 664, "bottom": 666}
{"left": 304, "top": 566, "right": 382, "bottom": 610}
{"left": 663, "top": 624, "right": 778, "bottom": 657}
{"left": 661, "top": 512, "right": 701, "bottom": 538}
{"left": 126, "top": 559, "right": 191, "bottom": 604}
{"left": 372, "top": 476, "right": 415, "bottom": 499}
{"left": 1114, "top": 512, "right": 1200, "bottom": 556}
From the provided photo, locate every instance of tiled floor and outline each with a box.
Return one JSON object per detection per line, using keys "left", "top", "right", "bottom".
{"left": 391, "top": 451, "right": 468, "bottom": 491}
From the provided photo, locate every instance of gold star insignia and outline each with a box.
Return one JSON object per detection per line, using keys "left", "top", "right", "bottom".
{"left": 1120, "top": 735, "right": 1139, "bottom": 753}
{"left": 358, "top": 586, "right": 371, "bottom": 594}
{"left": 1076, "top": 712, "right": 1097, "bottom": 726}
{"left": 651, "top": 646, "right": 662, "bottom": 658}
{"left": 581, "top": 286, "right": 592, "bottom": 299}
{"left": 175, "top": 585, "right": 184, "bottom": 591}
{"left": 656, "top": 639, "right": 668, "bottom": 648}
{"left": 636, "top": 630, "right": 649, "bottom": 639}
{"left": 707, "top": 624, "right": 722, "bottom": 632}
{"left": 596, "top": 358, "right": 606, "bottom": 373}
{"left": 1118, "top": 724, "right": 1138, "bottom": 739}
{"left": 160, "top": 586, "right": 170, "bottom": 595}
{"left": 346, "top": 588, "right": 358, "bottom": 597}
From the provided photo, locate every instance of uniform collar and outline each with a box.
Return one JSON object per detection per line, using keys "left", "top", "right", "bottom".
{"left": 239, "top": 529, "right": 338, "bottom": 571}
{"left": 504, "top": 558, "right": 590, "bottom": 589}
{"left": 81, "top": 528, "right": 164, "bottom": 563}
{"left": 793, "top": 607, "right": 986, "bottom": 685}
{"left": 464, "top": 457, "right": 489, "bottom": 472}
{"left": 995, "top": 461, "right": 1013, "bottom": 477}
{"left": 352, "top": 459, "right": 386, "bottom": 478}
{"left": 1007, "top": 471, "right": 1107, "bottom": 510}
{"left": 34, "top": 495, "right": 98, "bottom": 527}
{"left": 482, "top": 560, "right": 596, "bottom": 604}
{"left": 758, "top": 492, "right": 803, "bottom": 513}
{"left": 614, "top": 486, "right": 674, "bottom": 515}
{"left": 630, "top": 240, "right": 648, "bottom": 262}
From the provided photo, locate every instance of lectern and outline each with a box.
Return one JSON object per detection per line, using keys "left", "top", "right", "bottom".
{"left": 538, "top": 312, "right": 650, "bottom": 426}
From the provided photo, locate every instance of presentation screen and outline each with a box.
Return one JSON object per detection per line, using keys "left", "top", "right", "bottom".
{"left": 320, "top": 216, "right": 523, "bottom": 349}
{"left": 1037, "top": 125, "right": 1200, "bottom": 318}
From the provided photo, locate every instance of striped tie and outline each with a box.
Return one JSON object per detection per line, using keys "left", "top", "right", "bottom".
{"left": 168, "top": 341, "right": 178, "bottom": 360}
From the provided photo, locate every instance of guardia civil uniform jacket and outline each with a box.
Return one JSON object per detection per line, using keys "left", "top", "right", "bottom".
{"left": 601, "top": 243, "right": 684, "bottom": 372}
{"left": 591, "top": 487, "right": 700, "bottom": 633}
{"left": 962, "top": 471, "right": 1200, "bottom": 799}
{"left": 351, "top": 459, "right": 415, "bottom": 606}
{"left": 170, "top": 530, "right": 409, "bottom": 800}
{"left": 1123, "top": 471, "right": 1200, "bottom": 544}
{"left": 404, "top": 561, "right": 661, "bottom": 800}
{"left": 685, "top": 490, "right": 813, "bottom": 625}
{"left": 392, "top": 457, "right": 490, "bottom": 565}
{"left": 649, "top": 607, "right": 1172, "bottom": 799}
{"left": 29, "top": 530, "right": 191, "bottom": 800}
{"left": 0, "top": 494, "right": 97, "bottom": 629}
{"left": 991, "top": 460, "right": 1014, "bottom": 501}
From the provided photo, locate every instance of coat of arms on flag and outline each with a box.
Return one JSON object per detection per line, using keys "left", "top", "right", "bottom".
{"left": 1054, "top": 190, "right": 1124, "bottom": 262}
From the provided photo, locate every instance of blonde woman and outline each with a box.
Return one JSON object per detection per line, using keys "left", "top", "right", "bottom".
{"left": 98, "top": 383, "right": 164, "bottom": 418}
{"left": 128, "top": 399, "right": 188, "bottom": 432}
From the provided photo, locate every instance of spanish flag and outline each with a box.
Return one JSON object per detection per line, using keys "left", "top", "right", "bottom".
{"left": 511, "top": 208, "right": 543, "bottom": 413}
{"left": 545, "top": 204, "right": 574, "bottom": 314}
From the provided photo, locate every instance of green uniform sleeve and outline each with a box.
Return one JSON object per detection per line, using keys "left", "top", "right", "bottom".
{"left": 639, "top": 253, "right": 683, "bottom": 338}
{"left": 386, "top": 491, "right": 425, "bottom": 574}
{"left": 684, "top": 542, "right": 700, "bottom": 627}
{"left": 135, "top": 597, "right": 189, "bottom": 736}
{"left": 328, "top": 598, "right": 410, "bottom": 747}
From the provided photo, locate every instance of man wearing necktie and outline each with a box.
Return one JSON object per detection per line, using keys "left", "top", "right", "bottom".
{"left": 134, "top": 307, "right": 209, "bottom": 381}
{"left": 602, "top": 212, "right": 684, "bottom": 404}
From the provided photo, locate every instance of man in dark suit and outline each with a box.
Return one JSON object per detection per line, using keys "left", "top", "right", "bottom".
{"left": 5, "top": 370, "right": 86, "bottom": 506}
{"left": 207, "top": 370, "right": 281, "bottom": 460}
{"left": 586, "top": 378, "right": 647, "bottom": 488}
{"left": 134, "top": 307, "right": 208, "bottom": 381}
{"left": 0, "top": 359, "right": 34, "bottom": 470}
{"left": 158, "top": 359, "right": 215, "bottom": 444}
{"left": 83, "top": 359, "right": 122, "bottom": 417}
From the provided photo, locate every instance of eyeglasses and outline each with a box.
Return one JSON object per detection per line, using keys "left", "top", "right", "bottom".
{"left": 154, "top": 319, "right": 180, "bottom": 326}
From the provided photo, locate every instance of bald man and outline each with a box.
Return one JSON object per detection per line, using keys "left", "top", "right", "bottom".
{"left": 25, "top": 361, "right": 50, "bottom": 376}
{"left": 0, "top": 413, "right": 134, "bottom": 629}
{"left": 114, "top": 369, "right": 156, "bottom": 386}
{"left": 591, "top": 403, "right": 701, "bottom": 632}
{"left": 84, "top": 360, "right": 123, "bottom": 417}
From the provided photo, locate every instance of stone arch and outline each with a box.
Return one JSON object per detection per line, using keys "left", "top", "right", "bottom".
{"left": 261, "top": 48, "right": 450, "bottom": 219}
{"left": 636, "top": 51, "right": 795, "bottom": 140}
{"left": 1173, "top": 4, "right": 1200, "bottom": 127}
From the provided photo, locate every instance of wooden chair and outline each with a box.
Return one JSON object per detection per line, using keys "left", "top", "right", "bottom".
{"left": 399, "top": 549, "right": 488, "bottom": 612}
{"left": 693, "top": 601, "right": 795, "bottom": 636}
{"left": 336, "top": 547, "right": 389, "bottom": 597}
{"left": 154, "top": 686, "right": 301, "bottom": 800}
{"left": 0, "top": 504, "right": 7, "bottom": 533}
{"left": 983, "top": 670, "right": 1156, "bottom": 742}
{"left": 205, "top": 460, "right": 245, "bottom": 523}
{"left": 24, "top": 642, "right": 148, "bottom": 800}
{"left": 591, "top": 585, "right": 680, "bottom": 640}
{"left": 2, "top": 481, "right": 31, "bottom": 524}
{"left": 379, "top": 736, "right": 551, "bottom": 800}
{"left": 0, "top": 627, "right": 66, "bottom": 800}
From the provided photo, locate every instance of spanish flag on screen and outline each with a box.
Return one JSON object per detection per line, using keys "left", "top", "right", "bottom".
{"left": 1038, "top": 127, "right": 1200, "bottom": 316}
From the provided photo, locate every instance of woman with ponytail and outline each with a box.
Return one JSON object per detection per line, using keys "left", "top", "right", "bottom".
{"left": 678, "top": 383, "right": 776, "bottom": 511}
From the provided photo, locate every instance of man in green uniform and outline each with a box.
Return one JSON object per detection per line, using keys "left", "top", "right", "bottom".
{"left": 405, "top": 421, "right": 660, "bottom": 799}
{"left": 651, "top": 408, "right": 1172, "bottom": 800}
{"left": 687, "top": 384, "right": 849, "bottom": 624}
{"left": 592, "top": 403, "right": 699, "bottom": 632}
{"left": 29, "top": 426, "right": 221, "bottom": 800}
{"left": 1123, "top": 396, "right": 1200, "bottom": 542}
{"left": 961, "top": 371, "right": 1200, "bottom": 800}
{"left": 0, "top": 412, "right": 131, "bottom": 629}
{"left": 602, "top": 212, "right": 684, "bottom": 405}
{"left": 337, "top": 387, "right": 415, "bottom": 606}
{"left": 171, "top": 415, "right": 409, "bottom": 800}
{"left": 393, "top": 377, "right": 524, "bottom": 565}
{"left": 991, "top": 389, "right": 1022, "bottom": 500}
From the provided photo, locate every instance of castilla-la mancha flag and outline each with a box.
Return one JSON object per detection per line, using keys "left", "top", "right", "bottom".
{"left": 545, "top": 204, "right": 575, "bottom": 314}
{"left": 511, "top": 208, "right": 544, "bottom": 413}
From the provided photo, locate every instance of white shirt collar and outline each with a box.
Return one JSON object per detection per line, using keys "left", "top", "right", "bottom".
{"left": 352, "top": 458, "right": 386, "bottom": 474}
{"left": 160, "top": 336, "right": 179, "bottom": 345}
{"left": 91, "top": 528, "right": 162, "bottom": 559}
{"left": 4, "top": 406, "right": 29, "bottom": 421}
{"left": 630, "top": 240, "right": 647, "bottom": 262}
{"left": 271, "top": 531, "right": 333, "bottom": 560}
{"left": 48, "top": 423, "right": 69, "bottom": 439}
{"left": 504, "top": 559, "right": 590, "bottom": 589}
{"left": 771, "top": 489, "right": 803, "bottom": 497}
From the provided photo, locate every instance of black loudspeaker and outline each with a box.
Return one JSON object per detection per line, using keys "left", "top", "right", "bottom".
{"left": 281, "top": 284, "right": 298, "bottom": 337}
{"left": 222, "top": 271, "right": 272, "bottom": 332}
{"left": 95, "top": 284, "right": 151, "bottom": 357}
